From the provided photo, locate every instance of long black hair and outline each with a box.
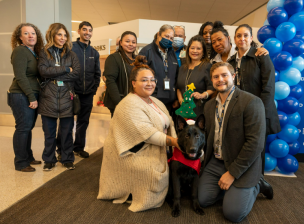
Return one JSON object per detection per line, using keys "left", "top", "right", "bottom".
{"left": 198, "top": 21, "right": 213, "bottom": 36}
{"left": 117, "top": 31, "right": 137, "bottom": 64}
{"left": 234, "top": 24, "right": 258, "bottom": 50}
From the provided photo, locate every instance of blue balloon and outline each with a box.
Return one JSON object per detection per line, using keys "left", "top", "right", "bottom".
{"left": 283, "top": 39, "right": 304, "bottom": 57}
{"left": 295, "top": 30, "right": 304, "bottom": 41}
{"left": 288, "top": 141, "right": 300, "bottom": 155}
{"left": 284, "top": 0, "right": 304, "bottom": 16}
{"left": 268, "top": 7, "right": 289, "bottom": 28}
{"left": 272, "top": 51, "right": 293, "bottom": 71}
{"left": 288, "top": 112, "right": 301, "bottom": 126}
{"left": 267, "top": 0, "right": 285, "bottom": 12}
{"left": 275, "top": 81, "right": 291, "bottom": 100}
{"left": 289, "top": 11, "right": 304, "bottom": 31}
{"left": 277, "top": 154, "right": 299, "bottom": 173}
{"left": 275, "top": 22, "right": 297, "bottom": 42}
{"left": 263, "top": 19, "right": 270, "bottom": 26}
{"left": 292, "top": 56, "right": 304, "bottom": 71}
{"left": 257, "top": 26, "right": 276, "bottom": 44}
{"left": 263, "top": 38, "right": 282, "bottom": 56}
{"left": 275, "top": 70, "right": 280, "bottom": 82}
{"left": 267, "top": 134, "right": 277, "bottom": 143}
{"left": 265, "top": 153, "right": 277, "bottom": 171}
{"left": 269, "top": 139, "right": 290, "bottom": 158}
{"left": 279, "top": 67, "right": 301, "bottom": 86}
{"left": 277, "top": 124, "right": 300, "bottom": 142}
{"left": 277, "top": 111, "right": 289, "bottom": 127}
{"left": 278, "top": 96, "right": 299, "bottom": 114}
{"left": 289, "top": 84, "right": 303, "bottom": 99}
{"left": 274, "top": 99, "right": 278, "bottom": 108}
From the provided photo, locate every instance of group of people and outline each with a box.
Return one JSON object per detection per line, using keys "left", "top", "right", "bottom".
{"left": 8, "top": 21, "right": 100, "bottom": 172}
{"left": 8, "top": 19, "right": 280, "bottom": 222}
{"left": 99, "top": 21, "right": 280, "bottom": 222}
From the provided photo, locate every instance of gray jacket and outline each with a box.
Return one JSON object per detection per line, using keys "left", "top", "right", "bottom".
{"left": 203, "top": 87, "right": 266, "bottom": 188}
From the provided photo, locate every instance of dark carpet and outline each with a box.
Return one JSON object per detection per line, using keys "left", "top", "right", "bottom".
{"left": 1, "top": 148, "right": 304, "bottom": 224}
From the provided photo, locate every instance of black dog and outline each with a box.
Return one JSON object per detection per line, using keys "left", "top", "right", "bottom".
{"left": 168, "top": 114, "right": 205, "bottom": 217}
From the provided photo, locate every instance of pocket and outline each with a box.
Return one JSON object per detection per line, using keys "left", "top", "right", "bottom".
{"left": 150, "top": 163, "right": 169, "bottom": 193}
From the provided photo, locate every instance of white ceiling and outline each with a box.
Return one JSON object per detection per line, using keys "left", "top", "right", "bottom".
{"left": 72, "top": 0, "right": 268, "bottom": 31}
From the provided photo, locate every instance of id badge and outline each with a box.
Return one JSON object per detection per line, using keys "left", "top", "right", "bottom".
{"left": 57, "top": 81, "right": 64, "bottom": 87}
{"left": 179, "top": 49, "right": 186, "bottom": 58}
{"left": 164, "top": 77, "right": 170, "bottom": 90}
{"left": 214, "top": 140, "right": 222, "bottom": 159}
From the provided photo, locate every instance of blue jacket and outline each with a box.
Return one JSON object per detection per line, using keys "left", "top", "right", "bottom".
{"left": 139, "top": 41, "right": 178, "bottom": 104}
{"left": 72, "top": 38, "right": 101, "bottom": 95}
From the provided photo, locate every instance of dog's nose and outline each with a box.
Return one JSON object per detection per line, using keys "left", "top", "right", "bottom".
{"left": 189, "top": 148, "right": 197, "bottom": 153}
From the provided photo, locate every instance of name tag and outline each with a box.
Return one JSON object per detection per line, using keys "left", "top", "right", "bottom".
{"left": 89, "top": 57, "right": 94, "bottom": 59}
{"left": 57, "top": 81, "right": 64, "bottom": 86}
{"left": 173, "top": 62, "right": 178, "bottom": 65}
{"left": 179, "top": 50, "right": 186, "bottom": 58}
{"left": 164, "top": 77, "right": 170, "bottom": 90}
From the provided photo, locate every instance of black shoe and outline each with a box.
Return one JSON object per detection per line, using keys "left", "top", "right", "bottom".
{"left": 259, "top": 176, "right": 273, "bottom": 199}
{"left": 43, "top": 163, "right": 56, "bottom": 171}
{"left": 74, "top": 151, "right": 89, "bottom": 158}
{"left": 63, "top": 162, "right": 75, "bottom": 170}
{"left": 30, "top": 160, "right": 42, "bottom": 165}
{"left": 57, "top": 153, "right": 62, "bottom": 162}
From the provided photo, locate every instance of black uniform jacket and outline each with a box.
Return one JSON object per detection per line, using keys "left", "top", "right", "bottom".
{"left": 139, "top": 41, "right": 179, "bottom": 104}
{"left": 228, "top": 47, "right": 281, "bottom": 135}
{"left": 72, "top": 38, "right": 101, "bottom": 95}
{"left": 38, "top": 47, "right": 80, "bottom": 118}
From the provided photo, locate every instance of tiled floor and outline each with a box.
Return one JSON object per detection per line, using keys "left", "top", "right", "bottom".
{"left": 0, "top": 113, "right": 111, "bottom": 212}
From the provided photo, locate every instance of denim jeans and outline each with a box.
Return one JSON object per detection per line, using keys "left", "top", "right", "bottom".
{"left": 8, "top": 93, "right": 38, "bottom": 170}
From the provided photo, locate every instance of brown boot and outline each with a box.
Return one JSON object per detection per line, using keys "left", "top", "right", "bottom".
{"left": 20, "top": 166, "right": 36, "bottom": 172}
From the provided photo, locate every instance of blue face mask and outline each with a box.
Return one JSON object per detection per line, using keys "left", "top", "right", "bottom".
{"left": 172, "top": 37, "right": 184, "bottom": 48}
{"left": 159, "top": 37, "right": 173, "bottom": 49}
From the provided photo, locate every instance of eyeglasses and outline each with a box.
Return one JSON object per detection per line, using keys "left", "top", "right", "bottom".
{"left": 135, "top": 78, "right": 158, "bottom": 84}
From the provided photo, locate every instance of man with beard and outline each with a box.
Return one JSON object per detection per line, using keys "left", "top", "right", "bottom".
{"left": 198, "top": 62, "right": 273, "bottom": 223}
{"left": 57, "top": 21, "right": 101, "bottom": 159}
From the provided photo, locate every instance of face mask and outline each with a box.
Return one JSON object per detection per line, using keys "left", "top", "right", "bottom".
{"left": 159, "top": 37, "right": 173, "bottom": 49}
{"left": 172, "top": 37, "right": 184, "bottom": 48}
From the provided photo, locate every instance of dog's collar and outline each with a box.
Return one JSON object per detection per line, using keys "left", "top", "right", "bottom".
{"left": 168, "top": 147, "right": 201, "bottom": 175}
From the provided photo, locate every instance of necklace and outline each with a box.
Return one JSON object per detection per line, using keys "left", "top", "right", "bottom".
{"left": 135, "top": 93, "right": 168, "bottom": 130}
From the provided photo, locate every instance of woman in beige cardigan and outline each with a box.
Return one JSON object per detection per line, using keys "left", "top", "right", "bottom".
{"left": 98, "top": 55, "right": 178, "bottom": 212}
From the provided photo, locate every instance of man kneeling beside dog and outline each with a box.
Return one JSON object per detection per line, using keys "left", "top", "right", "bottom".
{"left": 98, "top": 59, "right": 273, "bottom": 223}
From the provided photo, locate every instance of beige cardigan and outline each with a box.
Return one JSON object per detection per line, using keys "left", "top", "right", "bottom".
{"left": 97, "top": 93, "right": 176, "bottom": 212}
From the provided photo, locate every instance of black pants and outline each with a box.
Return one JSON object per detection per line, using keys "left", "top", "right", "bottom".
{"left": 42, "top": 115, "right": 74, "bottom": 164}
{"left": 9, "top": 93, "right": 38, "bottom": 170}
{"left": 57, "top": 93, "right": 94, "bottom": 152}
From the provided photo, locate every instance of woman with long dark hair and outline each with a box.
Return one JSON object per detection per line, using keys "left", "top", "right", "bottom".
{"left": 198, "top": 21, "right": 213, "bottom": 58}
{"left": 176, "top": 35, "right": 214, "bottom": 119}
{"left": 228, "top": 24, "right": 281, "bottom": 171}
{"left": 8, "top": 23, "right": 44, "bottom": 172}
{"left": 38, "top": 23, "right": 80, "bottom": 171}
{"left": 103, "top": 31, "right": 137, "bottom": 117}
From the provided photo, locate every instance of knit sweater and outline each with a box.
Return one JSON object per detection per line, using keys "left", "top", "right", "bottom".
{"left": 9, "top": 46, "right": 40, "bottom": 102}
{"left": 97, "top": 93, "right": 177, "bottom": 212}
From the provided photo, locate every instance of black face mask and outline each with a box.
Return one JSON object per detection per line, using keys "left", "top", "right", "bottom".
{"left": 159, "top": 38, "right": 173, "bottom": 49}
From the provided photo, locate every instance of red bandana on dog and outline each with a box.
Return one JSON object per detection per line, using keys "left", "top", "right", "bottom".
{"left": 168, "top": 147, "right": 201, "bottom": 175}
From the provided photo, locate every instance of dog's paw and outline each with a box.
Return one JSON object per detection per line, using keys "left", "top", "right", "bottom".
{"left": 194, "top": 206, "right": 205, "bottom": 216}
{"left": 171, "top": 209, "right": 181, "bottom": 217}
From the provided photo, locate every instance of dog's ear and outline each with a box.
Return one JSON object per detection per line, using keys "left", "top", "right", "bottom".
{"left": 195, "top": 114, "right": 205, "bottom": 131}
{"left": 176, "top": 115, "right": 188, "bottom": 131}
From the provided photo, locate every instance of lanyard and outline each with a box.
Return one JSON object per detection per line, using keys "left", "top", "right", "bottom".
{"left": 159, "top": 48, "right": 168, "bottom": 74}
{"left": 54, "top": 50, "right": 60, "bottom": 65}
{"left": 235, "top": 59, "right": 241, "bottom": 87}
{"left": 215, "top": 86, "right": 235, "bottom": 134}
{"left": 23, "top": 45, "right": 38, "bottom": 60}
{"left": 135, "top": 93, "right": 168, "bottom": 130}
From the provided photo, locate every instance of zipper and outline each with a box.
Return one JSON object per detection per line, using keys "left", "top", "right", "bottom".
{"left": 57, "top": 86, "right": 60, "bottom": 117}
{"left": 83, "top": 47, "right": 86, "bottom": 94}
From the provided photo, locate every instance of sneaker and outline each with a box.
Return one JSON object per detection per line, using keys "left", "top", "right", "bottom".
{"left": 63, "top": 162, "right": 75, "bottom": 170}
{"left": 57, "top": 153, "right": 62, "bottom": 162}
{"left": 74, "top": 151, "right": 89, "bottom": 158}
{"left": 43, "top": 163, "right": 55, "bottom": 171}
